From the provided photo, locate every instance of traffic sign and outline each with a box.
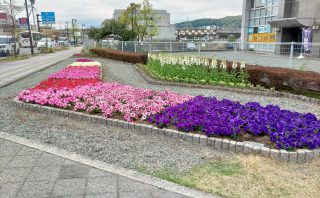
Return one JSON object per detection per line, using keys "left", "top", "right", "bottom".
{"left": 19, "top": 18, "right": 29, "bottom": 29}
{"left": 41, "top": 12, "right": 55, "bottom": 24}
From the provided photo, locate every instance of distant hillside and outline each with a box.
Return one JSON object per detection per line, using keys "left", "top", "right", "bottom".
{"left": 175, "top": 15, "right": 242, "bottom": 30}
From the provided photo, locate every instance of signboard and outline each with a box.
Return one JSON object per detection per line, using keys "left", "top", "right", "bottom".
{"left": 248, "top": 33, "right": 276, "bottom": 43}
{"left": 258, "top": 25, "right": 271, "bottom": 33}
{"left": 19, "top": 18, "right": 29, "bottom": 29}
{"left": 0, "top": 13, "right": 7, "bottom": 20}
{"left": 41, "top": 12, "right": 55, "bottom": 24}
{"left": 302, "top": 28, "right": 312, "bottom": 52}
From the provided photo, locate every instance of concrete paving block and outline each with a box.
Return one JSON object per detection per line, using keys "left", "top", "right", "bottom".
{"left": 158, "top": 128, "right": 165, "bottom": 136}
{"left": 134, "top": 124, "right": 141, "bottom": 131}
{"left": 222, "top": 139, "right": 230, "bottom": 150}
{"left": 185, "top": 133, "right": 194, "bottom": 143}
{"left": 151, "top": 127, "right": 158, "bottom": 134}
{"left": 16, "top": 180, "right": 55, "bottom": 198}
{"left": 199, "top": 135, "right": 207, "bottom": 146}
{"left": 193, "top": 134, "right": 201, "bottom": 144}
{"left": 171, "top": 130, "right": 180, "bottom": 139}
{"left": 260, "top": 147, "right": 270, "bottom": 157}
{"left": 313, "top": 149, "right": 320, "bottom": 159}
{"left": 128, "top": 123, "right": 135, "bottom": 130}
{"left": 279, "top": 150, "right": 289, "bottom": 162}
{"left": 58, "top": 165, "right": 90, "bottom": 180}
{"left": 27, "top": 166, "right": 61, "bottom": 181}
{"left": 229, "top": 141, "right": 237, "bottom": 151}
{"left": 305, "top": 150, "right": 314, "bottom": 161}
{"left": 145, "top": 125, "right": 153, "bottom": 133}
{"left": 179, "top": 132, "right": 186, "bottom": 140}
{"left": 235, "top": 142, "right": 244, "bottom": 153}
{"left": 214, "top": 138, "right": 223, "bottom": 150}
{"left": 52, "top": 178, "right": 86, "bottom": 197}
{"left": 296, "top": 150, "right": 307, "bottom": 163}
{"left": 207, "top": 137, "right": 215, "bottom": 147}
{"left": 252, "top": 146, "right": 261, "bottom": 155}
{"left": 270, "top": 149, "right": 280, "bottom": 159}
{"left": 86, "top": 176, "right": 117, "bottom": 194}
{"left": 243, "top": 144, "right": 253, "bottom": 154}
{"left": 0, "top": 167, "right": 32, "bottom": 183}
{"left": 288, "top": 152, "right": 298, "bottom": 163}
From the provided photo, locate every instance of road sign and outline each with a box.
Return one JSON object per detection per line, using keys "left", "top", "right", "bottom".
{"left": 19, "top": 18, "right": 29, "bottom": 29}
{"left": 41, "top": 12, "right": 55, "bottom": 24}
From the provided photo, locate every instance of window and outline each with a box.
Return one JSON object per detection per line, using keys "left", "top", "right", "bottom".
{"left": 272, "top": 6, "right": 278, "bottom": 16}
{"left": 249, "top": 19, "right": 254, "bottom": 26}
{"left": 255, "top": 9, "right": 260, "bottom": 17}
{"left": 250, "top": 10, "right": 255, "bottom": 18}
{"left": 259, "top": 18, "right": 265, "bottom": 25}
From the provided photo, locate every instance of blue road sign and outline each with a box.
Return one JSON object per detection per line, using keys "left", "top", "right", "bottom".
{"left": 41, "top": 12, "right": 55, "bottom": 24}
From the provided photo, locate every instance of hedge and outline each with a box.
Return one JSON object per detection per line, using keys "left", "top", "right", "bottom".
{"left": 90, "top": 48, "right": 148, "bottom": 64}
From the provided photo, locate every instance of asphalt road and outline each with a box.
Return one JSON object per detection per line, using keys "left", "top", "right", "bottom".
{"left": 0, "top": 47, "right": 81, "bottom": 88}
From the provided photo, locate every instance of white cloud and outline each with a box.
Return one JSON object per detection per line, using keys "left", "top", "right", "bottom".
{"left": 14, "top": 0, "right": 242, "bottom": 26}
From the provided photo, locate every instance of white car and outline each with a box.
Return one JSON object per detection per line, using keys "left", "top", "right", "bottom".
{"left": 37, "top": 38, "right": 57, "bottom": 49}
{"left": 0, "top": 35, "right": 20, "bottom": 56}
{"left": 57, "top": 37, "right": 69, "bottom": 46}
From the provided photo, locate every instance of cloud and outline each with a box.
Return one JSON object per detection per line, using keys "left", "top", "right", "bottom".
{"left": 15, "top": 0, "right": 242, "bottom": 26}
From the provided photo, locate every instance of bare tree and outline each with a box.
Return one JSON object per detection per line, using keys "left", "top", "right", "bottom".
{"left": 0, "top": 0, "right": 23, "bottom": 58}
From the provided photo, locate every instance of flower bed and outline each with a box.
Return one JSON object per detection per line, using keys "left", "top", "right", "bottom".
{"left": 33, "top": 79, "right": 102, "bottom": 90}
{"left": 17, "top": 59, "right": 320, "bottom": 151}
{"left": 148, "top": 96, "right": 320, "bottom": 150}
{"left": 18, "top": 82, "right": 193, "bottom": 122}
{"left": 48, "top": 66, "right": 101, "bottom": 79}
{"left": 146, "top": 54, "right": 251, "bottom": 88}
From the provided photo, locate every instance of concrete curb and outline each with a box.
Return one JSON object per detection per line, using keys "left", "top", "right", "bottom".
{"left": 134, "top": 64, "right": 320, "bottom": 105}
{"left": 0, "top": 132, "right": 217, "bottom": 198}
{"left": 13, "top": 97, "right": 320, "bottom": 163}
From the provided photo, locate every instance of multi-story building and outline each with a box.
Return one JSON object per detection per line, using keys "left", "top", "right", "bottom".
{"left": 113, "top": 9, "right": 175, "bottom": 40}
{"left": 241, "top": 0, "right": 320, "bottom": 47}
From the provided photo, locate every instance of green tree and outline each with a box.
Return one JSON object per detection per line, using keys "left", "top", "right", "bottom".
{"left": 88, "top": 27, "right": 102, "bottom": 42}
{"left": 119, "top": 0, "right": 158, "bottom": 41}
{"left": 100, "top": 19, "right": 135, "bottom": 41}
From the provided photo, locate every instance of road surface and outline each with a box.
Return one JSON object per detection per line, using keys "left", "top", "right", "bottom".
{"left": 0, "top": 47, "right": 81, "bottom": 88}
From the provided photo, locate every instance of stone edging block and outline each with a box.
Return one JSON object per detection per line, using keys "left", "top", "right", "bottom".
{"left": 13, "top": 97, "right": 320, "bottom": 163}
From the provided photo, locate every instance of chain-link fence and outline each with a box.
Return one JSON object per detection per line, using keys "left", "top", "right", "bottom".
{"left": 84, "top": 39, "right": 320, "bottom": 72}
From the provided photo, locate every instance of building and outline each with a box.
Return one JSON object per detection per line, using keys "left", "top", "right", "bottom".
{"left": 176, "top": 27, "right": 240, "bottom": 41}
{"left": 241, "top": 0, "right": 320, "bottom": 50}
{"left": 113, "top": 9, "right": 176, "bottom": 40}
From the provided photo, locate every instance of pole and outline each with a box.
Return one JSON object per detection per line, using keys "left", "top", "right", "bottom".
{"left": 65, "top": 22, "right": 69, "bottom": 41}
{"left": 25, "top": 0, "right": 34, "bottom": 55}
{"left": 72, "top": 19, "right": 76, "bottom": 45}
{"left": 36, "top": 14, "right": 41, "bottom": 32}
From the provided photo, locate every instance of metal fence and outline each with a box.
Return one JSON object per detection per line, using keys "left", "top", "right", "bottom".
{"left": 83, "top": 39, "right": 320, "bottom": 72}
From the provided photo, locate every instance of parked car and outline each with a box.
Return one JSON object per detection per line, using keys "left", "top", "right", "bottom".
{"left": 186, "top": 42, "right": 197, "bottom": 51}
{"left": 57, "top": 37, "right": 69, "bottom": 46}
{"left": 0, "top": 35, "right": 20, "bottom": 56}
{"left": 37, "top": 38, "right": 57, "bottom": 50}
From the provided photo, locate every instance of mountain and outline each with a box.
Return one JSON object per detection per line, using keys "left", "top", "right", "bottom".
{"left": 175, "top": 15, "right": 242, "bottom": 30}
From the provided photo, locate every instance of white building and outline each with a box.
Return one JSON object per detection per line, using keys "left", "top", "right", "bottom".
{"left": 113, "top": 9, "right": 176, "bottom": 40}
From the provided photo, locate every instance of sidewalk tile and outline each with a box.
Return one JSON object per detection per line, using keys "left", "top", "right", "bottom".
{"left": 0, "top": 182, "right": 23, "bottom": 198}
{"left": 37, "top": 153, "right": 65, "bottom": 166}
{"left": 52, "top": 178, "right": 86, "bottom": 197}
{"left": 6, "top": 155, "right": 39, "bottom": 168}
{"left": 86, "top": 176, "right": 117, "bottom": 194}
{"left": 17, "top": 146, "right": 43, "bottom": 156}
{"left": 16, "top": 180, "right": 55, "bottom": 198}
{"left": 0, "top": 167, "right": 32, "bottom": 183}
{"left": 27, "top": 166, "right": 61, "bottom": 181}
{"left": 58, "top": 165, "right": 90, "bottom": 179}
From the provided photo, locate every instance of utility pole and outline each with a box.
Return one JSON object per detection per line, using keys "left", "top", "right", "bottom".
{"left": 72, "top": 19, "right": 76, "bottom": 44}
{"left": 65, "top": 21, "right": 69, "bottom": 41}
{"left": 81, "top": 24, "right": 85, "bottom": 43}
{"left": 25, "top": 0, "right": 34, "bottom": 55}
{"left": 36, "top": 14, "right": 41, "bottom": 32}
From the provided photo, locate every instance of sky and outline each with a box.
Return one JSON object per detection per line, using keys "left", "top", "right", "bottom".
{"left": 15, "top": 0, "right": 243, "bottom": 27}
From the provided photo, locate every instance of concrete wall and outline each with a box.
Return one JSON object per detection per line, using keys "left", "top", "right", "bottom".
{"left": 240, "top": 0, "right": 251, "bottom": 44}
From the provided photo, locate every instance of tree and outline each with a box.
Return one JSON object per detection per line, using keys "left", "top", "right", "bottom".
{"left": 119, "top": 0, "right": 158, "bottom": 41}
{"left": 100, "top": 19, "right": 135, "bottom": 41}
{"left": 88, "top": 27, "right": 102, "bottom": 42}
{"left": 0, "top": 0, "right": 23, "bottom": 57}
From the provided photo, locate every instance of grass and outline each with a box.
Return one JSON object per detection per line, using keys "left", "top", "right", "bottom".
{"left": 138, "top": 155, "right": 320, "bottom": 198}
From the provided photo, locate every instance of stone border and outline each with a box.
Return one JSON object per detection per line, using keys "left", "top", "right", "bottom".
{"left": 134, "top": 64, "right": 320, "bottom": 105}
{"left": 0, "top": 133, "right": 216, "bottom": 198}
{"left": 13, "top": 97, "right": 320, "bottom": 163}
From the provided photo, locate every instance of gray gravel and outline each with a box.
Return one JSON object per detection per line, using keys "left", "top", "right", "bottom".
{"left": 101, "top": 58, "right": 320, "bottom": 117}
{"left": 0, "top": 58, "right": 231, "bottom": 172}
{"left": 1, "top": 57, "right": 319, "bottom": 173}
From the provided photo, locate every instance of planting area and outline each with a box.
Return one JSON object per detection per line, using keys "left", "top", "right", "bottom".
{"left": 17, "top": 58, "right": 320, "bottom": 150}
{"left": 1, "top": 58, "right": 320, "bottom": 198}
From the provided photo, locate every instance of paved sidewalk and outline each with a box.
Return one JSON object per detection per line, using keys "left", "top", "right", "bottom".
{"left": 0, "top": 135, "right": 215, "bottom": 198}
{"left": 0, "top": 47, "right": 81, "bottom": 88}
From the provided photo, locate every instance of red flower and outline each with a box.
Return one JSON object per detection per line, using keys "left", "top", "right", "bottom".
{"left": 33, "top": 79, "right": 101, "bottom": 90}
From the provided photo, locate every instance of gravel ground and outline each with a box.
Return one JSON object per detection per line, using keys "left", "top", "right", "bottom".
{"left": 0, "top": 58, "right": 232, "bottom": 172}
{"left": 1, "top": 57, "right": 319, "bottom": 173}
{"left": 101, "top": 58, "right": 320, "bottom": 117}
